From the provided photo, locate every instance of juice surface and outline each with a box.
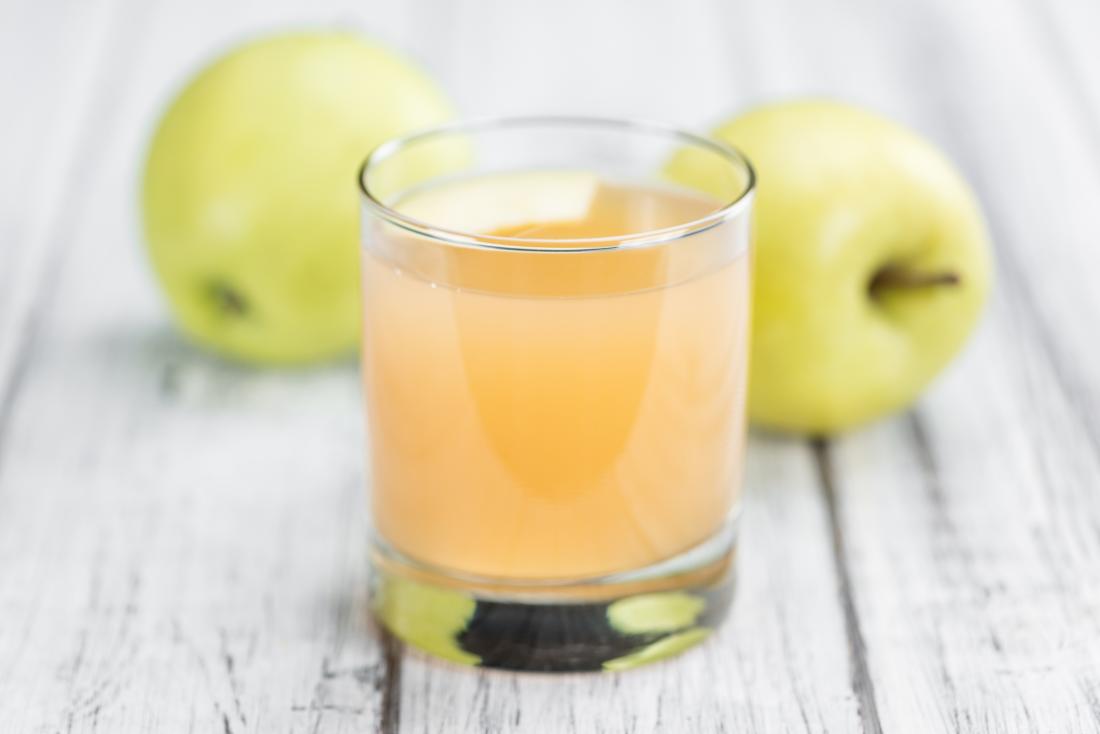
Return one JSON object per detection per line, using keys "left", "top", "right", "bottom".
{"left": 361, "top": 173, "right": 751, "bottom": 579}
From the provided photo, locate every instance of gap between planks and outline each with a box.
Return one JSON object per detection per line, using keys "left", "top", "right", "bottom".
{"left": 812, "top": 438, "right": 884, "bottom": 734}
{"left": 379, "top": 631, "right": 404, "bottom": 734}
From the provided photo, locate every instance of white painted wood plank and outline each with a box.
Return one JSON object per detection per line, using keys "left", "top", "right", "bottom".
{"left": 793, "top": 0, "right": 1100, "bottom": 730}
{"left": 0, "top": 0, "right": 421, "bottom": 731}
{"left": 832, "top": 333, "right": 1100, "bottom": 732}
{"left": 1038, "top": 0, "right": 1100, "bottom": 142}
{"left": 435, "top": 0, "right": 737, "bottom": 128}
{"left": 0, "top": 0, "right": 128, "bottom": 422}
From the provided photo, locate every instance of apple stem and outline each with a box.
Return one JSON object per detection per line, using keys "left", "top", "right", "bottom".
{"left": 870, "top": 267, "right": 961, "bottom": 298}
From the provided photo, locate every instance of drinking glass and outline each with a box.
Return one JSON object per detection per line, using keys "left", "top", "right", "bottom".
{"left": 359, "top": 117, "right": 754, "bottom": 671}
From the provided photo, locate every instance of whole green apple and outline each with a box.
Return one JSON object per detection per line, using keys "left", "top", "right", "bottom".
{"left": 668, "top": 100, "right": 992, "bottom": 434}
{"left": 142, "top": 32, "right": 454, "bottom": 364}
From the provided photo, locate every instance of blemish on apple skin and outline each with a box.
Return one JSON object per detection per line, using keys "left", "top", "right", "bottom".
{"left": 207, "top": 280, "right": 249, "bottom": 318}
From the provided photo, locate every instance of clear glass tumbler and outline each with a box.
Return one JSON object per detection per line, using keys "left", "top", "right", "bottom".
{"left": 358, "top": 117, "right": 754, "bottom": 671}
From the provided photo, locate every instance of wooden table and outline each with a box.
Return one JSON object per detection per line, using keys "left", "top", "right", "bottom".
{"left": 3, "top": 0, "right": 1099, "bottom": 731}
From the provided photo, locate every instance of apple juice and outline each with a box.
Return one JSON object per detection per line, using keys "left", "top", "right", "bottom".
{"left": 360, "top": 172, "right": 751, "bottom": 579}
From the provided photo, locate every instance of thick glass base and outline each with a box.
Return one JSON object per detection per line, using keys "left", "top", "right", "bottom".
{"left": 370, "top": 523, "right": 736, "bottom": 672}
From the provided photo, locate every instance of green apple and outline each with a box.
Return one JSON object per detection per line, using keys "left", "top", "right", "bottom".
{"left": 142, "top": 32, "right": 455, "bottom": 364}
{"left": 667, "top": 100, "right": 992, "bottom": 433}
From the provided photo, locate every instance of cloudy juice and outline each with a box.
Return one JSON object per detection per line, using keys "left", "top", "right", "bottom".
{"left": 361, "top": 172, "right": 751, "bottom": 580}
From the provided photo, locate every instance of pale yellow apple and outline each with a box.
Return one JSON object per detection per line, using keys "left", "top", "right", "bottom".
{"left": 667, "top": 100, "right": 992, "bottom": 433}
{"left": 143, "top": 32, "right": 455, "bottom": 364}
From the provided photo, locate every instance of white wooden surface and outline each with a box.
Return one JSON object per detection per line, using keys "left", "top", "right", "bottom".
{"left": 2, "top": 0, "right": 1099, "bottom": 731}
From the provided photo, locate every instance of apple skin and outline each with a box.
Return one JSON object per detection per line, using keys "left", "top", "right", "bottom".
{"left": 668, "top": 100, "right": 992, "bottom": 434}
{"left": 142, "top": 32, "right": 454, "bottom": 364}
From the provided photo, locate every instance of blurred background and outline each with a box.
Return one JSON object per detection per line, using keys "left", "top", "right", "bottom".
{"left": 5, "top": 0, "right": 1100, "bottom": 433}
{"left": 3, "top": 0, "right": 1099, "bottom": 362}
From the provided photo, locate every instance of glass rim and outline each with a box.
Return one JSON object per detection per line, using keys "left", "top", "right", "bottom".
{"left": 358, "top": 115, "right": 756, "bottom": 253}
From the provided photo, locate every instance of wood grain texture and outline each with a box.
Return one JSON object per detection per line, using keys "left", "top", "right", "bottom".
{"left": 774, "top": 0, "right": 1100, "bottom": 730}
{"left": 0, "top": 0, "right": 131, "bottom": 453}
{"left": 2, "top": 0, "right": 1099, "bottom": 731}
{"left": 0, "top": 1, "right": 405, "bottom": 731}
